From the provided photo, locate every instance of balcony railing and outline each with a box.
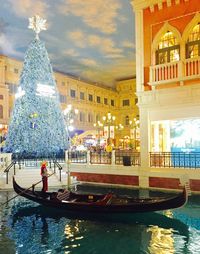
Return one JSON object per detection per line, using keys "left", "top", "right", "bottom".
{"left": 149, "top": 57, "right": 200, "bottom": 85}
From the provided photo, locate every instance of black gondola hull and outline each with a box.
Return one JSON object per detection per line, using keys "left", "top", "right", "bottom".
{"left": 13, "top": 177, "right": 187, "bottom": 213}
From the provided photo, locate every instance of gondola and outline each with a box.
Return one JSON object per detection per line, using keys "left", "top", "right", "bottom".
{"left": 13, "top": 177, "right": 188, "bottom": 213}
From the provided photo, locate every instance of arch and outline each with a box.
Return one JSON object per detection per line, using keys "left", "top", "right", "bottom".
{"left": 152, "top": 22, "right": 182, "bottom": 65}
{"left": 182, "top": 13, "right": 200, "bottom": 59}
{"left": 182, "top": 13, "right": 200, "bottom": 42}
{"left": 152, "top": 22, "right": 181, "bottom": 51}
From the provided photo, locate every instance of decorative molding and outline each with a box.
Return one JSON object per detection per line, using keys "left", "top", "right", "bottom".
{"left": 152, "top": 22, "right": 182, "bottom": 51}
{"left": 132, "top": 0, "right": 185, "bottom": 10}
{"left": 182, "top": 12, "right": 200, "bottom": 42}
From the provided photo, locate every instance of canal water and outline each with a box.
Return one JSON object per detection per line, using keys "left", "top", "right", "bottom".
{"left": 0, "top": 184, "right": 199, "bottom": 254}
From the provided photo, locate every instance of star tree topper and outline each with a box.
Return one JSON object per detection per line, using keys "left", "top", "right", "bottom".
{"left": 28, "top": 15, "right": 47, "bottom": 39}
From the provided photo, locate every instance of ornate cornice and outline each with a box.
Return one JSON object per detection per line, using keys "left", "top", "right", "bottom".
{"left": 131, "top": 0, "right": 189, "bottom": 12}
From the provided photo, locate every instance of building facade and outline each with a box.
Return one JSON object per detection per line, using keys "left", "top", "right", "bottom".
{"left": 133, "top": 0, "right": 200, "bottom": 166}
{"left": 0, "top": 55, "right": 138, "bottom": 147}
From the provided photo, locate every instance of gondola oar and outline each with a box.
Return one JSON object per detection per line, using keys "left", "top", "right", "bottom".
{"left": 1, "top": 172, "right": 55, "bottom": 206}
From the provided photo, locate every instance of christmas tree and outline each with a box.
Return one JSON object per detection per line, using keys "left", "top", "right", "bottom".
{"left": 4, "top": 16, "right": 68, "bottom": 158}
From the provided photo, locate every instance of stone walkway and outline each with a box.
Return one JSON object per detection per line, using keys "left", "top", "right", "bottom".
{"left": 0, "top": 162, "right": 76, "bottom": 191}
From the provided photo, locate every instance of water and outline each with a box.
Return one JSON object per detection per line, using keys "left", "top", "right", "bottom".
{"left": 0, "top": 184, "right": 200, "bottom": 254}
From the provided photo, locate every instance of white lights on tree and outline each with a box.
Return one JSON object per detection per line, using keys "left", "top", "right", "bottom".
{"left": 36, "top": 83, "right": 56, "bottom": 98}
{"left": 15, "top": 87, "right": 25, "bottom": 99}
{"left": 68, "top": 126, "right": 74, "bottom": 132}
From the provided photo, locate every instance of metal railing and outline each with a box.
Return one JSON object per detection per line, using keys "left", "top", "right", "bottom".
{"left": 4, "top": 160, "right": 17, "bottom": 184}
{"left": 90, "top": 151, "right": 111, "bottom": 164}
{"left": 150, "top": 152, "right": 200, "bottom": 169}
{"left": 3, "top": 158, "right": 64, "bottom": 184}
{"left": 68, "top": 151, "right": 87, "bottom": 163}
{"left": 115, "top": 150, "right": 140, "bottom": 166}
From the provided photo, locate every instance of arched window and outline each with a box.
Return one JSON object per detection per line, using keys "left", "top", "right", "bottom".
{"left": 186, "top": 23, "right": 200, "bottom": 58}
{"left": 0, "top": 105, "right": 3, "bottom": 119}
{"left": 156, "top": 31, "right": 180, "bottom": 64}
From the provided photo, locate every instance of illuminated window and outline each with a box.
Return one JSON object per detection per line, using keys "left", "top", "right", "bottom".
{"left": 156, "top": 31, "right": 180, "bottom": 64}
{"left": 0, "top": 105, "right": 3, "bottom": 119}
{"left": 186, "top": 23, "right": 200, "bottom": 58}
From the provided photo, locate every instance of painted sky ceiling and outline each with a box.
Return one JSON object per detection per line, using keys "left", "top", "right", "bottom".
{"left": 0, "top": 0, "right": 135, "bottom": 88}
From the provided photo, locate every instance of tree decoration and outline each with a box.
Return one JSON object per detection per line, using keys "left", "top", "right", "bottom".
{"left": 4, "top": 16, "right": 68, "bottom": 157}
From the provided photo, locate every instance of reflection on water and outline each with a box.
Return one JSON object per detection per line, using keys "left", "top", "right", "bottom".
{"left": 0, "top": 188, "right": 200, "bottom": 254}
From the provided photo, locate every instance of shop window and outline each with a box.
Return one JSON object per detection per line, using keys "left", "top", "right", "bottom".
{"left": 186, "top": 23, "right": 200, "bottom": 59}
{"left": 0, "top": 105, "right": 3, "bottom": 119}
{"left": 156, "top": 31, "right": 180, "bottom": 64}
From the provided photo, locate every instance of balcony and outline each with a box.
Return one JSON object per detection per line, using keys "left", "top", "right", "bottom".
{"left": 149, "top": 57, "right": 200, "bottom": 86}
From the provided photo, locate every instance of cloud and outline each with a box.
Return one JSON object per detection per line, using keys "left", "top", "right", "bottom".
{"left": 7, "top": 0, "right": 49, "bottom": 18}
{"left": 122, "top": 40, "right": 135, "bottom": 48}
{"left": 80, "top": 58, "right": 98, "bottom": 67}
{"left": 0, "top": 34, "right": 23, "bottom": 57}
{"left": 68, "top": 31, "right": 123, "bottom": 56}
{"left": 68, "top": 30, "right": 87, "bottom": 48}
{"left": 80, "top": 59, "right": 136, "bottom": 87}
{"left": 64, "top": 49, "right": 79, "bottom": 57}
{"left": 58, "top": 0, "right": 121, "bottom": 34}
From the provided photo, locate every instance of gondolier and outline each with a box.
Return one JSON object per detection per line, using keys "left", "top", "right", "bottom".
{"left": 41, "top": 161, "right": 48, "bottom": 192}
